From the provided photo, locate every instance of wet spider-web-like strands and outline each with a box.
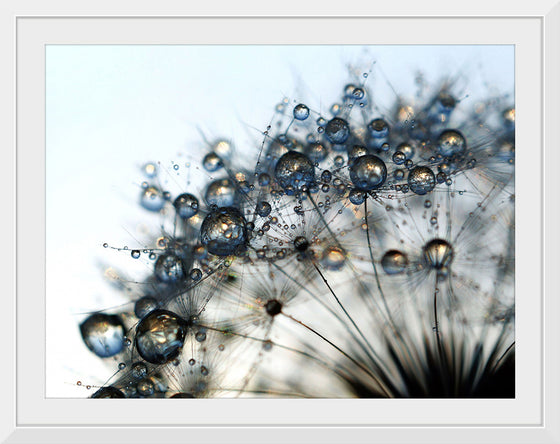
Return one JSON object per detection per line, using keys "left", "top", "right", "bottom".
{"left": 67, "top": 50, "right": 514, "bottom": 399}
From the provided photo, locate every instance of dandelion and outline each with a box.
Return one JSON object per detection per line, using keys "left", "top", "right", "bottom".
{"left": 48, "top": 45, "right": 514, "bottom": 399}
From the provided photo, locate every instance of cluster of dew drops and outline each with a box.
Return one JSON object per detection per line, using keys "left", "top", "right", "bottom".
{"left": 78, "top": 67, "right": 515, "bottom": 398}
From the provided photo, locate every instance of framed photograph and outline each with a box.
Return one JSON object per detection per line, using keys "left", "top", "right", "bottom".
{"left": 3, "top": 2, "right": 560, "bottom": 443}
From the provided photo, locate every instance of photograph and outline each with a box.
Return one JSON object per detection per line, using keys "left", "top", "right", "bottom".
{"left": 46, "top": 44, "right": 515, "bottom": 400}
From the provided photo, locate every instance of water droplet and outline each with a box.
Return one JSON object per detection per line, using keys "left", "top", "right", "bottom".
{"left": 131, "top": 362, "right": 148, "bottom": 380}
{"left": 202, "top": 152, "right": 223, "bottom": 172}
{"left": 205, "top": 179, "right": 236, "bottom": 208}
{"left": 103, "top": 242, "right": 108, "bottom": 248}
{"left": 392, "top": 151, "right": 406, "bottom": 165}
{"left": 348, "top": 145, "right": 368, "bottom": 162}
{"left": 134, "top": 296, "right": 159, "bottom": 318}
{"left": 352, "top": 87, "right": 365, "bottom": 100}
{"left": 142, "top": 163, "right": 157, "bottom": 178}
{"left": 195, "top": 330, "right": 207, "bottom": 342}
{"left": 305, "top": 142, "right": 328, "bottom": 163}
{"left": 258, "top": 173, "right": 271, "bottom": 187}
{"left": 437, "top": 129, "right": 466, "bottom": 157}
{"left": 408, "top": 166, "right": 436, "bottom": 195}
{"left": 423, "top": 239, "right": 454, "bottom": 269}
{"left": 256, "top": 201, "right": 272, "bottom": 217}
{"left": 321, "top": 170, "right": 332, "bottom": 183}
{"left": 397, "top": 142, "right": 415, "bottom": 160}
{"left": 334, "top": 156, "right": 345, "bottom": 167}
{"left": 293, "top": 103, "right": 310, "bottom": 120}
{"left": 200, "top": 207, "right": 248, "bottom": 257}
{"left": 137, "top": 378, "right": 155, "bottom": 396}
{"left": 368, "top": 119, "right": 390, "bottom": 138}
{"left": 135, "top": 309, "right": 187, "bottom": 364}
{"left": 154, "top": 253, "right": 186, "bottom": 283}
{"left": 140, "top": 186, "right": 166, "bottom": 212}
{"left": 321, "top": 246, "right": 346, "bottom": 271}
{"left": 190, "top": 268, "right": 202, "bottom": 281}
{"left": 330, "top": 103, "right": 342, "bottom": 116}
{"left": 325, "top": 118, "right": 350, "bottom": 144}
{"left": 348, "top": 188, "right": 366, "bottom": 205}
{"left": 210, "top": 140, "right": 233, "bottom": 160}
{"left": 274, "top": 151, "right": 315, "bottom": 194}
{"left": 381, "top": 250, "right": 409, "bottom": 275}
{"left": 118, "top": 362, "right": 126, "bottom": 370}
{"left": 173, "top": 193, "right": 199, "bottom": 219}
{"left": 437, "top": 92, "right": 456, "bottom": 114}
{"left": 131, "top": 250, "right": 141, "bottom": 259}
{"left": 80, "top": 313, "right": 125, "bottom": 358}
{"left": 393, "top": 169, "right": 405, "bottom": 180}
{"left": 349, "top": 155, "right": 387, "bottom": 191}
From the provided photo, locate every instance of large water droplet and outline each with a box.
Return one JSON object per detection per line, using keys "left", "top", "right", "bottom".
{"left": 202, "top": 152, "right": 223, "bottom": 172}
{"left": 305, "top": 142, "right": 328, "bottom": 163}
{"left": 293, "top": 103, "right": 310, "bottom": 120}
{"left": 205, "top": 179, "right": 236, "bottom": 207}
{"left": 80, "top": 313, "right": 125, "bottom": 358}
{"left": 325, "top": 118, "right": 350, "bottom": 144}
{"left": 200, "top": 207, "right": 248, "bottom": 257}
{"left": 437, "top": 130, "right": 466, "bottom": 157}
{"left": 381, "top": 250, "right": 409, "bottom": 275}
{"left": 367, "top": 119, "right": 390, "bottom": 138}
{"left": 140, "top": 186, "right": 165, "bottom": 212}
{"left": 423, "top": 239, "right": 454, "bottom": 269}
{"left": 349, "top": 155, "right": 387, "bottom": 191}
{"left": 321, "top": 246, "right": 346, "bottom": 271}
{"left": 408, "top": 166, "right": 436, "bottom": 195}
{"left": 255, "top": 201, "right": 272, "bottom": 217}
{"left": 134, "top": 296, "right": 159, "bottom": 318}
{"left": 135, "top": 309, "right": 187, "bottom": 364}
{"left": 154, "top": 253, "right": 186, "bottom": 283}
{"left": 173, "top": 193, "right": 199, "bottom": 219}
{"left": 131, "top": 362, "right": 148, "bottom": 380}
{"left": 274, "top": 151, "right": 315, "bottom": 194}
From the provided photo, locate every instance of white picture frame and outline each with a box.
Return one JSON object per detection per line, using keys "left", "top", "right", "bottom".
{"left": 2, "top": 2, "right": 559, "bottom": 443}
